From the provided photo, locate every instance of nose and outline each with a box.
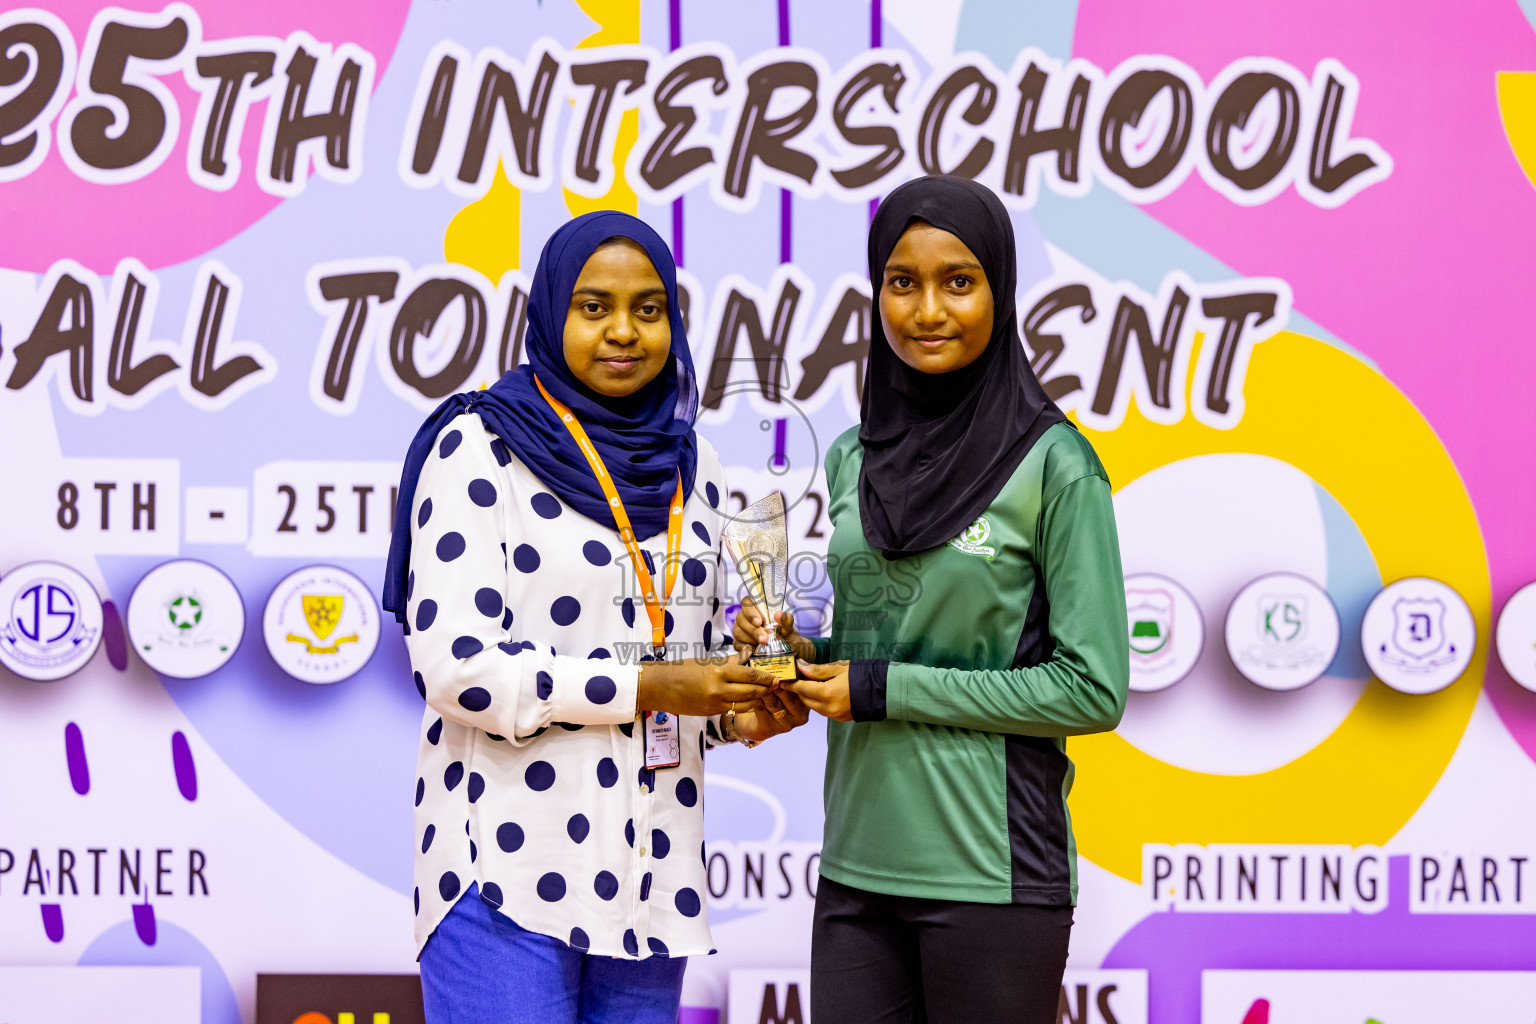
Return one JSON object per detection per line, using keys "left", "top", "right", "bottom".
{"left": 914, "top": 282, "right": 946, "bottom": 328}
{"left": 607, "top": 309, "right": 639, "bottom": 345}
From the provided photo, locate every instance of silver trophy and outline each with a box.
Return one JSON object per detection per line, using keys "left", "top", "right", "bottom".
{"left": 722, "top": 492, "right": 798, "bottom": 680}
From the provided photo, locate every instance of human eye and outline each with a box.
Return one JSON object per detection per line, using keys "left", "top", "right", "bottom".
{"left": 951, "top": 275, "right": 972, "bottom": 289}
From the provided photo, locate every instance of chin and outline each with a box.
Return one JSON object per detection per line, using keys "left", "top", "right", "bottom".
{"left": 901, "top": 350, "right": 961, "bottom": 374}
{"left": 586, "top": 362, "right": 663, "bottom": 398}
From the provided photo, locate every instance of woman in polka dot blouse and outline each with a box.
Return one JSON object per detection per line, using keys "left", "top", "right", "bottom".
{"left": 384, "top": 211, "right": 808, "bottom": 1023}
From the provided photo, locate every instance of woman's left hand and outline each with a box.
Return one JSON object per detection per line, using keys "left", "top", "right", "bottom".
{"left": 735, "top": 688, "right": 812, "bottom": 744}
{"left": 783, "top": 660, "right": 852, "bottom": 722}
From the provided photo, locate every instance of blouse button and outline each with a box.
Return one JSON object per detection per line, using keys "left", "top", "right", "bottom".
{"left": 639, "top": 846, "right": 647, "bottom": 857}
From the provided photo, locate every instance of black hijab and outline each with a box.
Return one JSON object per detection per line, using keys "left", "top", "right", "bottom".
{"left": 858, "top": 175, "right": 1067, "bottom": 560}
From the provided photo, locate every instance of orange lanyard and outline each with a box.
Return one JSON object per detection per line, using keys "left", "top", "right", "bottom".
{"left": 536, "top": 376, "right": 684, "bottom": 656}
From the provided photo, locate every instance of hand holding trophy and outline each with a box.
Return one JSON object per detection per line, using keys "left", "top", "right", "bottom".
{"left": 722, "top": 492, "right": 799, "bottom": 681}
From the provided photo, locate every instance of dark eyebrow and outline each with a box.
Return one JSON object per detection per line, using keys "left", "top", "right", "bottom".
{"left": 572, "top": 286, "right": 669, "bottom": 301}
{"left": 883, "top": 261, "right": 983, "bottom": 275}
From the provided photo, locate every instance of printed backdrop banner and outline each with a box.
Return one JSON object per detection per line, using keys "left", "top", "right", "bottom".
{"left": 3, "top": 0, "right": 1536, "bottom": 1021}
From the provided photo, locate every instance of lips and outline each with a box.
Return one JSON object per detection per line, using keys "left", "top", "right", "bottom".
{"left": 911, "top": 336, "right": 953, "bottom": 348}
{"left": 599, "top": 356, "right": 640, "bottom": 370}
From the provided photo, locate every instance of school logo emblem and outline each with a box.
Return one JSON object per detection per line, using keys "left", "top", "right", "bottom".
{"left": 948, "top": 516, "right": 996, "bottom": 560}
{"left": 168, "top": 596, "right": 202, "bottom": 630}
{"left": 1123, "top": 574, "right": 1203, "bottom": 692}
{"left": 1224, "top": 573, "right": 1339, "bottom": 691}
{"left": 0, "top": 562, "right": 103, "bottom": 681}
{"left": 1127, "top": 588, "right": 1173, "bottom": 658}
{"left": 1383, "top": 597, "right": 1452, "bottom": 670}
{"left": 1256, "top": 593, "right": 1309, "bottom": 649}
{"left": 1496, "top": 580, "right": 1536, "bottom": 693}
{"left": 263, "top": 566, "right": 379, "bottom": 684}
{"left": 127, "top": 560, "right": 245, "bottom": 679}
{"left": 1362, "top": 577, "right": 1475, "bottom": 695}
{"left": 298, "top": 594, "right": 359, "bottom": 653}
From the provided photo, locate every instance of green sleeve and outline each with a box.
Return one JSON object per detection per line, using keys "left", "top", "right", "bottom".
{"left": 886, "top": 474, "right": 1130, "bottom": 737}
{"left": 806, "top": 430, "right": 852, "bottom": 667}
{"left": 809, "top": 635, "right": 833, "bottom": 663}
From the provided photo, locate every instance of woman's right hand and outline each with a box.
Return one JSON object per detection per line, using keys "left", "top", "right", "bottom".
{"left": 732, "top": 599, "right": 818, "bottom": 662}
{"left": 637, "top": 651, "right": 776, "bottom": 717}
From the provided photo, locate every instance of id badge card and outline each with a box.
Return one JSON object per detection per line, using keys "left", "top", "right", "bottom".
{"left": 644, "top": 711, "right": 681, "bottom": 769}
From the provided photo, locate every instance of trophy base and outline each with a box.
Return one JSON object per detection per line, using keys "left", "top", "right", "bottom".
{"left": 750, "top": 650, "right": 799, "bottom": 682}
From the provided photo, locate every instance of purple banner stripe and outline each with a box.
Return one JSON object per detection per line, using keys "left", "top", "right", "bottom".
{"left": 172, "top": 730, "right": 199, "bottom": 801}
{"left": 670, "top": 0, "right": 683, "bottom": 265}
{"left": 65, "top": 721, "right": 90, "bottom": 795}
{"left": 780, "top": 190, "right": 793, "bottom": 263}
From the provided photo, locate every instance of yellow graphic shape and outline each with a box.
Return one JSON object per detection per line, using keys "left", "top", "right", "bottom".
{"left": 444, "top": 160, "right": 522, "bottom": 283}
{"left": 1069, "top": 332, "right": 1488, "bottom": 882}
{"left": 439, "top": 0, "right": 640, "bottom": 282}
{"left": 1497, "top": 72, "right": 1536, "bottom": 192}
{"left": 303, "top": 594, "right": 344, "bottom": 640}
{"left": 564, "top": 0, "right": 640, "bottom": 217}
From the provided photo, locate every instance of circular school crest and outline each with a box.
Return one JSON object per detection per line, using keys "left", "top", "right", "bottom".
{"left": 127, "top": 560, "right": 245, "bottom": 679}
{"left": 262, "top": 565, "right": 379, "bottom": 684}
{"left": 948, "top": 516, "right": 996, "bottom": 560}
{"left": 1124, "top": 573, "right": 1204, "bottom": 692}
{"left": 1224, "top": 572, "right": 1340, "bottom": 691}
{"left": 0, "top": 562, "right": 103, "bottom": 681}
{"left": 1497, "top": 580, "right": 1536, "bottom": 693}
{"left": 1362, "top": 577, "right": 1475, "bottom": 695}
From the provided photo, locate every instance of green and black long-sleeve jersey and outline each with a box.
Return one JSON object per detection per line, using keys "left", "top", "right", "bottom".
{"left": 809, "top": 422, "right": 1129, "bottom": 906}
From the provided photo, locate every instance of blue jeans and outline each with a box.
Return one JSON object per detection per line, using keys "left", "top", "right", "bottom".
{"left": 420, "top": 884, "right": 687, "bottom": 1024}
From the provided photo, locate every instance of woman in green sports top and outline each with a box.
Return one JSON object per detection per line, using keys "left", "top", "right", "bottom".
{"left": 735, "top": 175, "right": 1129, "bottom": 1024}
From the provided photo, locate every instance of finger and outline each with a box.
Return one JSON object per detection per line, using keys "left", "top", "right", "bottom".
{"left": 722, "top": 663, "right": 775, "bottom": 686}
{"left": 778, "top": 609, "right": 796, "bottom": 635}
{"left": 781, "top": 678, "right": 827, "bottom": 702}
{"left": 717, "top": 682, "right": 774, "bottom": 704}
{"left": 778, "top": 692, "right": 810, "bottom": 716}
{"left": 795, "top": 659, "right": 842, "bottom": 680}
{"left": 742, "top": 601, "right": 762, "bottom": 627}
{"left": 795, "top": 693, "right": 832, "bottom": 715}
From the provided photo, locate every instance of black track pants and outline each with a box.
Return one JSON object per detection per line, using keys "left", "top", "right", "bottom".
{"left": 810, "top": 875, "right": 1073, "bottom": 1024}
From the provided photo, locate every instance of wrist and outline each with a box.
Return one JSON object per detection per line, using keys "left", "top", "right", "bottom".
{"left": 723, "top": 704, "right": 758, "bottom": 748}
{"left": 636, "top": 661, "right": 676, "bottom": 712}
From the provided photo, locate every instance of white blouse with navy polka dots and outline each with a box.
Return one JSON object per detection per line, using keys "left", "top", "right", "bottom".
{"left": 405, "top": 410, "right": 733, "bottom": 960}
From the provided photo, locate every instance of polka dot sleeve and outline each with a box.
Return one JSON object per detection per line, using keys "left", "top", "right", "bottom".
{"left": 406, "top": 413, "right": 640, "bottom": 741}
{"left": 696, "top": 456, "right": 735, "bottom": 749}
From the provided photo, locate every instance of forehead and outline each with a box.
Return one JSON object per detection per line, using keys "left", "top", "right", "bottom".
{"left": 574, "top": 238, "right": 663, "bottom": 288}
{"left": 885, "top": 222, "right": 982, "bottom": 267}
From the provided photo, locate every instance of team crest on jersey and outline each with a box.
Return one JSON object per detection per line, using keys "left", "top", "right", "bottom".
{"left": 948, "top": 516, "right": 996, "bottom": 560}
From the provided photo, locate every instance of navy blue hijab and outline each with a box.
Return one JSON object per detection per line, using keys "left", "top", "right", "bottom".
{"left": 383, "top": 211, "right": 699, "bottom": 624}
